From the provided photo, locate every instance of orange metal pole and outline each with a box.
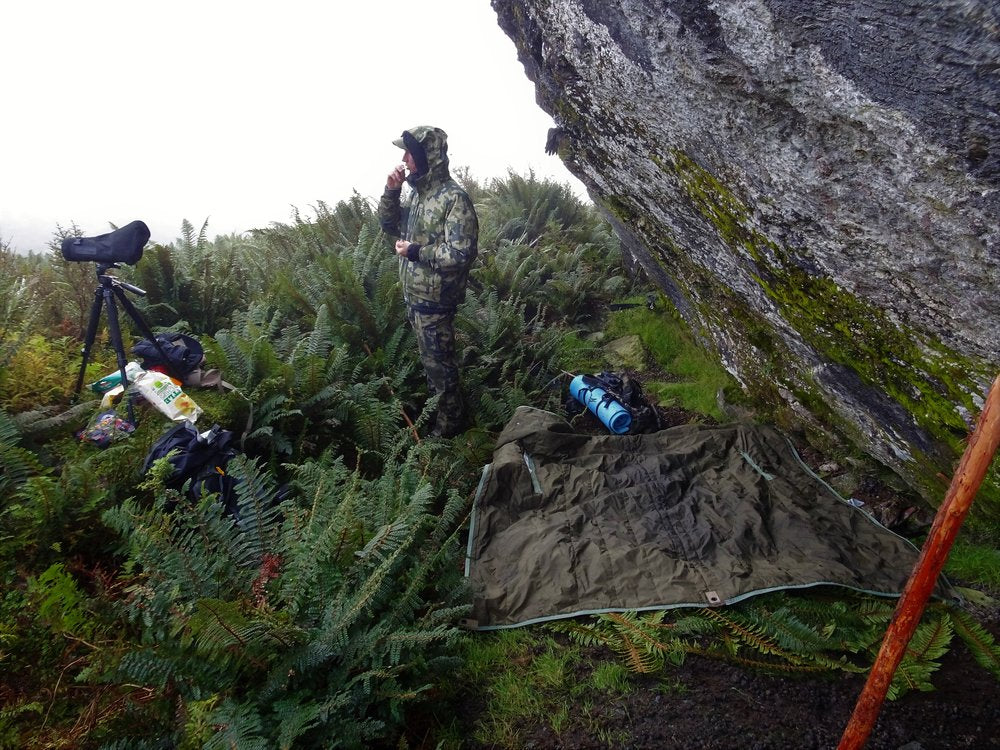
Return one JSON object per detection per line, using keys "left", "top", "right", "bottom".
{"left": 838, "top": 373, "right": 1000, "bottom": 750}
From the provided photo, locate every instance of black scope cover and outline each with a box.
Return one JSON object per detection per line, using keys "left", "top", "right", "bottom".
{"left": 61, "top": 220, "right": 150, "bottom": 265}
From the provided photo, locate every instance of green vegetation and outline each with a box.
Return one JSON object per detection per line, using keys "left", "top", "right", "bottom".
{"left": 946, "top": 540, "right": 1000, "bottom": 591}
{"left": 1, "top": 171, "right": 997, "bottom": 749}
{"left": 460, "top": 634, "right": 581, "bottom": 746}
{"left": 0, "top": 173, "right": 636, "bottom": 749}
{"left": 605, "top": 299, "right": 736, "bottom": 420}
{"left": 549, "top": 593, "right": 1000, "bottom": 701}
{"left": 431, "top": 631, "right": 643, "bottom": 748}
{"left": 587, "top": 662, "right": 634, "bottom": 695}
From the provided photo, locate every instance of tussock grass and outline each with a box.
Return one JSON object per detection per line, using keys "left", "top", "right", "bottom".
{"left": 947, "top": 540, "right": 1000, "bottom": 590}
{"left": 588, "top": 662, "right": 633, "bottom": 694}
{"left": 455, "top": 633, "right": 583, "bottom": 747}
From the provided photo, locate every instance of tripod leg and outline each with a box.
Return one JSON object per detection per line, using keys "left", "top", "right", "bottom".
{"left": 114, "top": 286, "right": 171, "bottom": 363}
{"left": 74, "top": 286, "right": 107, "bottom": 398}
{"left": 104, "top": 290, "right": 136, "bottom": 425}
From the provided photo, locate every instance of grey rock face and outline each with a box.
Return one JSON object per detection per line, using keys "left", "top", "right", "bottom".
{"left": 493, "top": 0, "right": 999, "bottom": 508}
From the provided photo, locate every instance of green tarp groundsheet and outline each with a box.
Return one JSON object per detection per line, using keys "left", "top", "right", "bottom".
{"left": 464, "top": 407, "right": 930, "bottom": 630}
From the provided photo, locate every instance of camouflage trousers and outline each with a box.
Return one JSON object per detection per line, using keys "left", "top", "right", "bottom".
{"left": 407, "top": 308, "right": 464, "bottom": 435}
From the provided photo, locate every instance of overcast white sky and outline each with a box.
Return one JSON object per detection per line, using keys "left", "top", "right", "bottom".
{"left": 1, "top": 1, "right": 582, "bottom": 254}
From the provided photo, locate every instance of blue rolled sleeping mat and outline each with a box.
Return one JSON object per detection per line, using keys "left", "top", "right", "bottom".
{"left": 569, "top": 374, "right": 632, "bottom": 434}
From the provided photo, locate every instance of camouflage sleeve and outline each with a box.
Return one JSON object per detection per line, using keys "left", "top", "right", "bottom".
{"left": 378, "top": 187, "right": 403, "bottom": 237}
{"left": 419, "top": 193, "right": 479, "bottom": 271}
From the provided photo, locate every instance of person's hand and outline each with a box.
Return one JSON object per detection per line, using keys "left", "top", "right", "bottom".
{"left": 386, "top": 164, "right": 405, "bottom": 190}
{"left": 395, "top": 240, "right": 411, "bottom": 257}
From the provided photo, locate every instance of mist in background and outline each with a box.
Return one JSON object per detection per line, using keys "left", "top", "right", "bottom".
{"left": 1, "top": 1, "right": 581, "bottom": 253}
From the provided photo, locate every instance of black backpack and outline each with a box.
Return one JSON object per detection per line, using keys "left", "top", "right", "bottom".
{"left": 142, "top": 421, "right": 240, "bottom": 519}
{"left": 565, "top": 371, "right": 663, "bottom": 434}
{"left": 132, "top": 333, "right": 204, "bottom": 380}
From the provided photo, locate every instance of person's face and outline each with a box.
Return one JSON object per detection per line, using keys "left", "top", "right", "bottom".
{"left": 403, "top": 150, "right": 417, "bottom": 174}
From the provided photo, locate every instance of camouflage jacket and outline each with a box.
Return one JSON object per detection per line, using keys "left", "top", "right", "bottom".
{"left": 378, "top": 126, "right": 479, "bottom": 312}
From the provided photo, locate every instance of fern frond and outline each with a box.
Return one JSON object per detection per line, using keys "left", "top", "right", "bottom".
{"left": 950, "top": 606, "right": 1000, "bottom": 678}
{"left": 202, "top": 700, "right": 269, "bottom": 750}
{"left": 695, "top": 646, "right": 831, "bottom": 674}
{"left": 549, "top": 611, "right": 680, "bottom": 673}
{"left": 0, "top": 408, "right": 42, "bottom": 496}
{"left": 857, "top": 596, "right": 898, "bottom": 624}
{"left": 905, "top": 613, "right": 953, "bottom": 664}
{"left": 223, "top": 455, "right": 284, "bottom": 566}
{"left": 272, "top": 697, "right": 322, "bottom": 750}
{"left": 700, "top": 607, "right": 791, "bottom": 659}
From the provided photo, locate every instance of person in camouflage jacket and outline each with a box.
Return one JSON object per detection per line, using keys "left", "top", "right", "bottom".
{"left": 379, "top": 125, "right": 479, "bottom": 438}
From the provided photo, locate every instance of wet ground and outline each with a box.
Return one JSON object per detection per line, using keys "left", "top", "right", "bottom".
{"left": 517, "top": 636, "right": 1000, "bottom": 749}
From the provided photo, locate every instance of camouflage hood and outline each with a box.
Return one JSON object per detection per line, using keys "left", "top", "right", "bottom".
{"left": 379, "top": 124, "right": 478, "bottom": 312}
{"left": 394, "top": 125, "right": 451, "bottom": 188}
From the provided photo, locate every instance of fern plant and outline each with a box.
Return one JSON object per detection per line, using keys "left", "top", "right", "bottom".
{"left": 472, "top": 238, "right": 632, "bottom": 330}
{"left": 0, "top": 243, "right": 39, "bottom": 370}
{"left": 40, "top": 222, "right": 103, "bottom": 340}
{"left": 479, "top": 170, "right": 602, "bottom": 249}
{"left": 131, "top": 220, "right": 249, "bottom": 334}
{"left": 212, "top": 299, "right": 416, "bottom": 467}
{"left": 549, "top": 590, "right": 1000, "bottom": 699}
{"left": 0, "top": 407, "right": 144, "bottom": 574}
{"left": 286, "top": 192, "right": 375, "bottom": 253}
{"left": 209, "top": 216, "right": 431, "bottom": 467}
{"left": 99, "top": 439, "right": 470, "bottom": 749}
{"left": 0, "top": 408, "right": 41, "bottom": 501}
{"left": 456, "top": 289, "right": 566, "bottom": 431}
{"left": 262, "top": 218, "right": 410, "bottom": 360}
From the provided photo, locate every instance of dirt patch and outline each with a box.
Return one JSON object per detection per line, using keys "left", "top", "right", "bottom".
{"left": 423, "top": 624, "right": 1000, "bottom": 750}
{"left": 513, "top": 637, "right": 1000, "bottom": 749}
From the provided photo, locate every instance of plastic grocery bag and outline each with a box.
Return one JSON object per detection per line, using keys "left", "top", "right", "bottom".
{"left": 77, "top": 409, "right": 136, "bottom": 447}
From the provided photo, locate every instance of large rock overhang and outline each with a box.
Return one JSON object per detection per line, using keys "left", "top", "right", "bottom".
{"left": 493, "top": 0, "right": 1000, "bottom": 511}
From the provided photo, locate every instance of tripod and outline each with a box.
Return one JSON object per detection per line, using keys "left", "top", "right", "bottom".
{"left": 73, "top": 263, "right": 167, "bottom": 425}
